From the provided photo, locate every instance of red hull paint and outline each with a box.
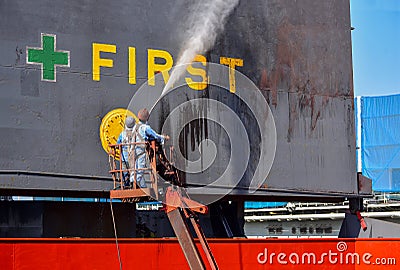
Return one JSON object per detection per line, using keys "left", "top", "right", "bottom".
{"left": 0, "top": 238, "right": 399, "bottom": 269}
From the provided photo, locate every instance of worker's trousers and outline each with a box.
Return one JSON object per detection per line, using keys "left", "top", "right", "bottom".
{"left": 131, "top": 147, "right": 147, "bottom": 188}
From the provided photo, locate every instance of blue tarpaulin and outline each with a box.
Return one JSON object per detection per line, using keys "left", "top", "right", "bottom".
{"left": 360, "top": 94, "right": 400, "bottom": 192}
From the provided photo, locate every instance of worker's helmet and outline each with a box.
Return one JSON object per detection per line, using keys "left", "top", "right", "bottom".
{"left": 138, "top": 108, "right": 150, "bottom": 122}
{"left": 125, "top": 116, "right": 135, "bottom": 129}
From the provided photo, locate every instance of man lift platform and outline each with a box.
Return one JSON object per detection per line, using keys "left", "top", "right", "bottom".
{"left": 108, "top": 140, "right": 219, "bottom": 270}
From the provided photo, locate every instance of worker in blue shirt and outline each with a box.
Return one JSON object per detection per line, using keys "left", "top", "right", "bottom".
{"left": 131, "top": 108, "right": 169, "bottom": 188}
{"left": 116, "top": 116, "right": 135, "bottom": 186}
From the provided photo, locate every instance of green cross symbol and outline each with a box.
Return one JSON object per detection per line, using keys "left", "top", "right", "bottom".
{"left": 26, "top": 33, "right": 70, "bottom": 82}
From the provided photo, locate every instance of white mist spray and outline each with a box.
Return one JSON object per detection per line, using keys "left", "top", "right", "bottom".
{"left": 162, "top": 0, "right": 239, "bottom": 96}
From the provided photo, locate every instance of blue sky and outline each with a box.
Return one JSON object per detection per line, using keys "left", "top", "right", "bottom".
{"left": 351, "top": 0, "right": 400, "bottom": 96}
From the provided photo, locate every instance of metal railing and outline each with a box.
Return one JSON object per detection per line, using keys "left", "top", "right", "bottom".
{"left": 108, "top": 141, "right": 158, "bottom": 194}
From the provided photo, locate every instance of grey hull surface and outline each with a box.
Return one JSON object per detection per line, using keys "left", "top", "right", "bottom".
{"left": 0, "top": 0, "right": 358, "bottom": 201}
